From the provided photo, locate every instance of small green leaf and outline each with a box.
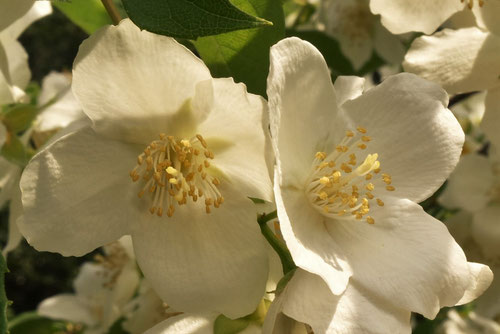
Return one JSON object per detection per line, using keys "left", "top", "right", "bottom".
{"left": 121, "top": 0, "right": 272, "bottom": 39}
{"left": 54, "top": 0, "right": 112, "bottom": 35}
{"left": 106, "top": 317, "right": 129, "bottom": 334}
{"left": 213, "top": 314, "right": 250, "bottom": 334}
{"left": 2, "top": 104, "right": 38, "bottom": 134}
{"left": 0, "top": 253, "right": 8, "bottom": 334}
{"left": 286, "top": 30, "right": 385, "bottom": 77}
{"left": 194, "top": 0, "right": 285, "bottom": 97}
{"left": 8, "top": 312, "right": 78, "bottom": 334}
{"left": 1, "top": 134, "right": 33, "bottom": 167}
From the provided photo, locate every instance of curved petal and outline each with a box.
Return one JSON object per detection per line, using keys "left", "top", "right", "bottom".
{"left": 472, "top": 0, "right": 500, "bottom": 35}
{"left": 342, "top": 73, "right": 464, "bottom": 203}
{"left": 19, "top": 125, "right": 140, "bottom": 256}
{"left": 326, "top": 199, "right": 473, "bottom": 318}
{"left": 438, "top": 154, "right": 493, "bottom": 212}
{"left": 278, "top": 270, "right": 411, "bottom": 334}
{"left": 404, "top": 28, "right": 500, "bottom": 94}
{"left": 144, "top": 313, "right": 217, "bottom": 334}
{"left": 0, "top": 157, "right": 20, "bottom": 208}
{"left": 0, "top": 38, "right": 29, "bottom": 104}
{"left": 370, "top": 0, "right": 465, "bottom": 34}
{"left": 275, "top": 174, "right": 352, "bottom": 296}
{"left": 373, "top": 22, "right": 406, "bottom": 65}
{"left": 0, "top": 0, "right": 34, "bottom": 32}
{"left": 72, "top": 19, "right": 212, "bottom": 144}
{"left": 197, "top": 78, "right": 273, "bottom": 201}
{"left": 481, "top": 87, "right": 500, "bottom": 149}
{"left": 131, "top": 186, "right": 268, "bottom": 319}
{"left": 472, "top": 205, "right": 500, "bottom": 260}
{"left": 456, "top": 262, "right": 493, "bottom": 305}
{"left": 475, "top": 265, "right": 500, "bottom": 319}
{"left": 37, "top": 294, "right": 96, "bottom": 326}
{"left": 333, "top": 76, "right": 365, "bottom": 107}
{"left": 267, "top": 37, "right": 344, "bottom": 188}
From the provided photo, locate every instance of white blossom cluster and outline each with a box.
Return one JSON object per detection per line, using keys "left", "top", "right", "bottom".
{"left": 1, "top": 0, "right": 500, "bottom": 333}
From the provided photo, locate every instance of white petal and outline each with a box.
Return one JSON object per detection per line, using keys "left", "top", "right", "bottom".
{"left": 0, "top": 0, "right": 34, "bottom": 32}
{"left": 267, "top": 37, "right": 344, "bottom": 188}
{"left": 265, "top": 269, "right": 411, "bottom": 334}
{"left": 37, "top": 294, "right": 96, "bottom": 326}
{"left": 370, "top": 0, "right": 465, "bottom": 34}
{"left": 0, "top": 157, "right": 20, "bottom": 208}
{"left": 472, "top": 0, "right": 500, "bottom": 35}
{"left": 144, "top": 313, "right": 217, "bottom": 334}
{"left": 333, "top": 76, "right": 365, "bottom": 106}
{"left": 404, "top": 28, "right": 500, "bottom": 94}
{"left": 373, "top": 22, "right": 406, "bottom": 65}
{"left": 337, "top": 36, "right": 373, "bottom": 72}
{"left": 0, "top": 38, "right": 29, "bottom": 104}
{"left": 197, "top": 78, "right": 273, "bottom": 201}
{"left": 472, "top": 205, "right": 500, "bottom": 260}
{"left": 438, "top": 154, "right": 493, "bottom": 212}
{"left": 19, "top": 125, "right": 140, "bottom": 256}
{"left": 72, "top": 19, "right": 212, "bottom": 144}
{"left": 456, "top": 262, "right": 493, "bottom": 305}
{"left": 342, "top": 73, "right": 464, "bottom": 203}
{"left": 274, "top": 175, "right": 352, "bottom": 296}
{"left": 36, "top": 72, "right": 84, "bottom": 132}
{"left": 481, "top": 87, "right": 500, "bottom": 149}
{"left": 131, "top": 187, "right": 268, "bottom": 318}
{"left": 326, "top": 199, "right": 472, "bottom": 318}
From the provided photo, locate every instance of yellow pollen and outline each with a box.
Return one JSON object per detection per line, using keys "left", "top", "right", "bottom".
{"left": 131, "top": 133, "right": 222, "bottom": 218}
{"left": 386, "top": 185, "right": 396, "bottom": 191}
{"left": 305, "top": 125, "right": 392, "bottom": 226}
{"left": 315, "top": 151, "right": 327, "bottom": 160}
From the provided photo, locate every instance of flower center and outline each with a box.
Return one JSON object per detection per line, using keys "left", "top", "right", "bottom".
{"left": 461, "top": 0, "right": 484, "bottom": 9}
{"left": 130, "top": 133, "right": 223, "bottom": 218}
{"left": 329, "top": 2, "right": 375, "bottom": 42}
{"left": 305, "top": 126, "right": 395, "bottom": 225}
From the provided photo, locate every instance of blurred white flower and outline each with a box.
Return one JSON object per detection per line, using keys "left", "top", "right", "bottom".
{"left": 316, "top": 0, "right": 405, "bottom": 70}
{"left": 439, "top": 309, "right": 500, "bottom": 334}
{"left": 19, "top": 19, "right": 272, "bottom": 318}
{"left": 38, "top": 237, "right": 140, "bottom": 334}
{"left": 266, "top": 37, "right": 492, "bottom": 333}
{"left": 369, "top": 0, "right": 469, "bottom": 34}
{"left": 404, "top": 1, "right": 500, "bottom": 148}
{"left": 0, "top": 0, "right": 51, "bottom": 104}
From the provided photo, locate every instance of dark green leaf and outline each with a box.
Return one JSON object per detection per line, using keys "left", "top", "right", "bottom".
{"left": 194, "top": 0, "right": 285, "bottom": 97}
{"left": 2, "top": 104, "right": 38, "bottom": 134}
{"left": 106, "top": 317, "right": 129, "bottom": 334}
{"left": 0, "top": 253, "right": 8, "bottom": 334}
{"left": 121, "top": 0, "right": 272, "bottom": 39}
{"left": 1, "top": 134, "right": 33, "bottom": 167}
{"left": 286, "top": 30, "right": 385, "bottom": 77}
{"left": 8, "top": 312, "right": 78, "bottom": 334}
{"left": 213, "top": 314, "right": 250, "bottom": 334}
{"left": 54, "top": 0, "right": 112, "bottom": 35}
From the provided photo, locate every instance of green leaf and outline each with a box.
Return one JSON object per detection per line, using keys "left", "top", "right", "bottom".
{"left": 194, "top": 0, "right": 285, "bottom": 97}
{"left": 121, "top": 0, "right": 272, "bottom": 39}
{"left": 2, "top": 104, "right": 38, "bottom": 134}
{"left": 0, "top": 253, "right": 8, "bottom": 334}
{"left": 54, "top": 0, "right": 112, "bottom": 35}
{"left": 286, "top": 30, "right": 385, "bottom": 77}
{"left": 213, "top": 314, "right": 250, "bottom": 334}
{"left": 8, "top": 312, "right": 78, "bottom": 334}
{"left": 1, "top": 134, "right": 33, "bottom": 167}
{"left": 106, "top": 318, "right": 129, "bottom": 334}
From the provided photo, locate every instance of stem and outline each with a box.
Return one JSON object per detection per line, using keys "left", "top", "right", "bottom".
{"left": 101, "top": 0, "right": 121, "bottom": 25}
{"left": 257, "top": 211, "right": 296, "bottom": 275}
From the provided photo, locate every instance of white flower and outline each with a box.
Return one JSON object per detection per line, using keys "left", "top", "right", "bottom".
{"left": 369, "top": 0, "right": 470, "bottom": 34}
{"left": 38, "top": 237, "right": 140, "bottom": 334}
{"left": 439, "top": 309, "right": 500, "bottom": 334}
{"left": 315, "top": 0, "right": 405, "bottom": 70}
{"left": 403, "top": 1, "right": 500, "bottom": 148}
{"left": 266, "top": 37, "right": 492, "bottom": 332}
{"left": 0, "top": 0, "right": 51, "bottom": 104}
{"left": 19, "top": 19, "right": 272, "bottom": 318}
{"left": 0, "top": 157, "right": 22, "bottom": 255}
